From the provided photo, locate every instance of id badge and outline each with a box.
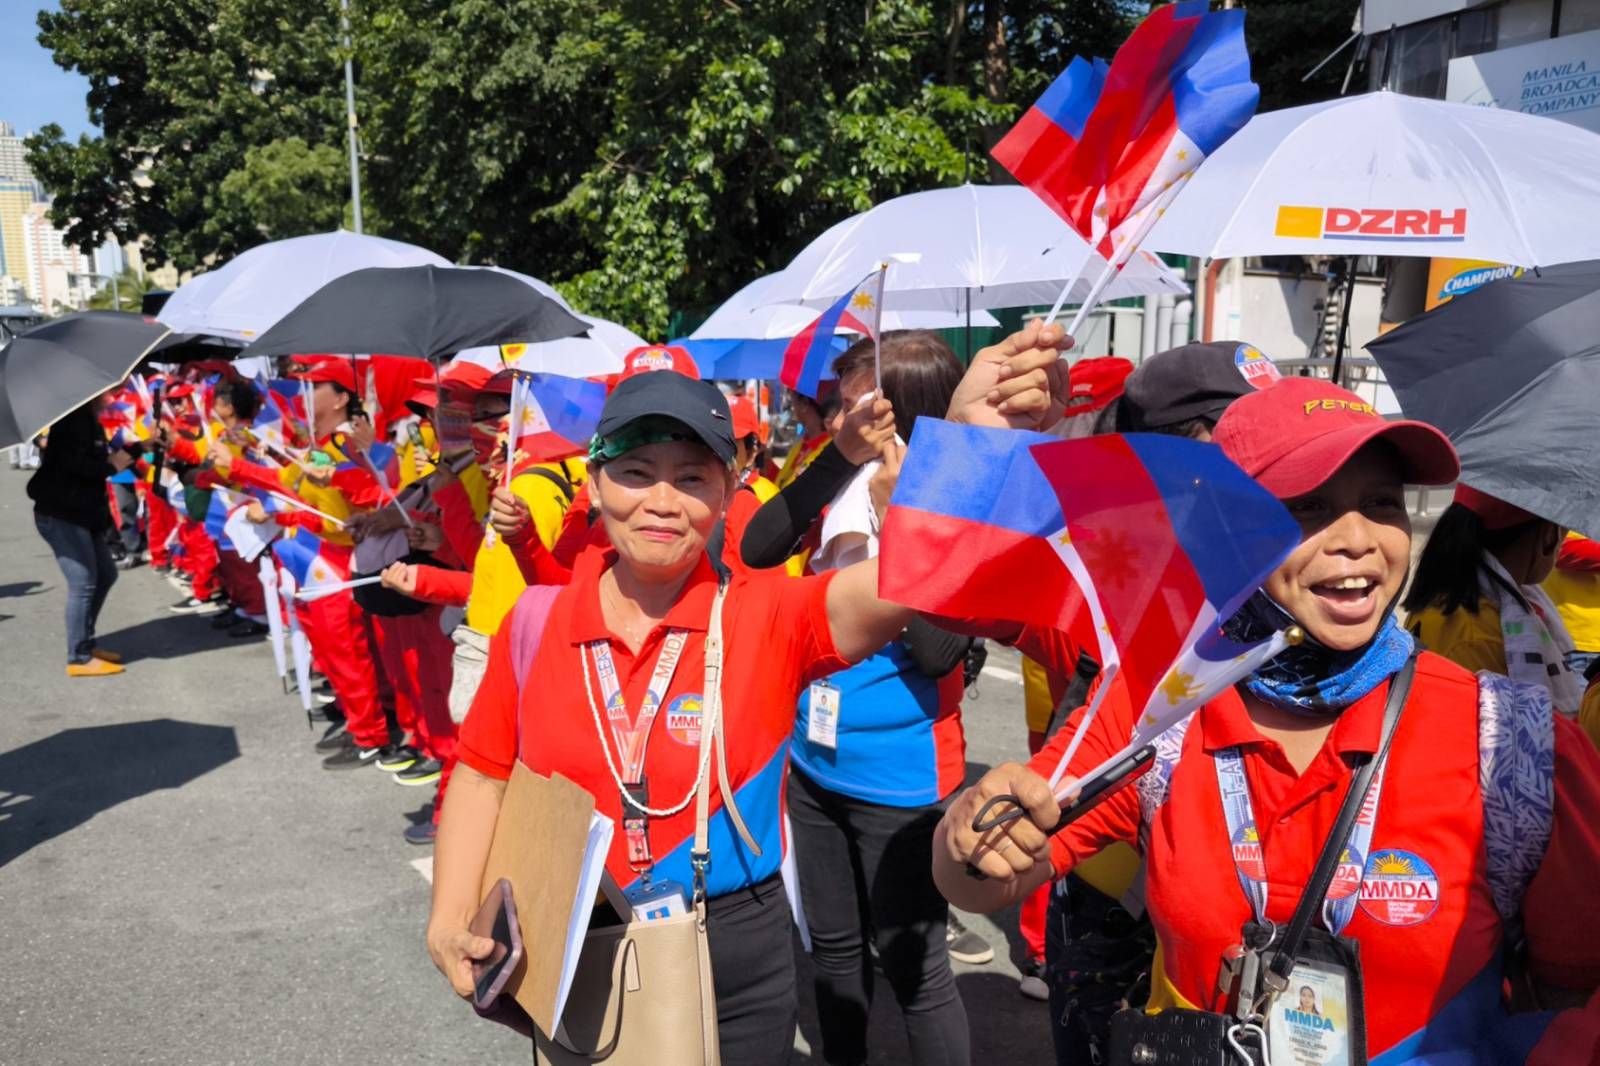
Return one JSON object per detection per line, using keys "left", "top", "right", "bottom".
{"left": 806, "top": 681, "right": 841, "bottom": 750}
{"left": 1266, "top": 955, "right": 1355, "bottom": 1066}
{"left": 624, "top": 878, "right": 688, "bottom": 922}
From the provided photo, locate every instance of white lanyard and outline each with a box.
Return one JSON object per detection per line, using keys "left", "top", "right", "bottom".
{"left": 586, "top": 629, "right": 690, "bottom": 786}
{"left": 1214, "top": 747, "right": 1388, "bottom": 937}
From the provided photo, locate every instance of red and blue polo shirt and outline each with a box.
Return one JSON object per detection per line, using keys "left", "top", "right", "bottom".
{"left": 457, "top": 549, "right": 847, "bottom": 900}
{"left": 1022, "top": 646, "right": 1600, "bottom": 1064}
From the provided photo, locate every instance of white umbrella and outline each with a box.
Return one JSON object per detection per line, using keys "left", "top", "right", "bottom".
{"left": 1145, "top": 91, "right": 1600, "bottom": 266}
{"left": 158, "top": 230, "right": 451, "bottom": 340}
{"left": 692, "top": 272, "right": 1000, "bottom": 340}
{"left": 453, "top": 267, "right": 636, "bottom": 377}
{"left": 759, "top": 184, "right": 1188, "bottom": 313}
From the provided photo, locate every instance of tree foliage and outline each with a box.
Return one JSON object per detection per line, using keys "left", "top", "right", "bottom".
{"left": 32, "top": 0, "right": 1345, "bottom": 335}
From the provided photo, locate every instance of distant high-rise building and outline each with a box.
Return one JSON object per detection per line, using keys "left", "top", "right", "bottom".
{"left": 0, "top": 121, "right": 42, "bottom": 192}
{"left": 22, "top": 202, "right": 92, "bottom": 312}
{"left": 0, "top": 121, "right": 47, "bottom": 299}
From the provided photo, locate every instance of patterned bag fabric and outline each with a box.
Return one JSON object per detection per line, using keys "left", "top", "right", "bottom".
{"left": 1480, "top": 553, "right": 1585, "bottom": 713}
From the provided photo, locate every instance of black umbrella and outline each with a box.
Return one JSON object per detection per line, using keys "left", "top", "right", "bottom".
{"left": 1367, "top": 260, "right": 1600, "bottom": 537}
{"left": 239, "top": 265, "right": 589, "bottom": 360}
{"left": 0, "top": 310, "right": 172, "bottom": 450}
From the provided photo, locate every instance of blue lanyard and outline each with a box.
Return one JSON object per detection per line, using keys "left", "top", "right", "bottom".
{"left": 1214, "top": 746, "right": 1388, "bottom": 936}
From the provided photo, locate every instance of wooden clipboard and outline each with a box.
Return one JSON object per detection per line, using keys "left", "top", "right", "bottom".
{"left": 480, "top": 762, "right": 598, "bottom": 1034}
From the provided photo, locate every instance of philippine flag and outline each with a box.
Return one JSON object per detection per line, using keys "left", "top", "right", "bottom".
{"left": 779, "top": 270, "right": 880, "bottom": 399}
{"left": 879, "top": 421, "right": 1298, "bottom": 723}
{"left": 996, "top": 2, "right": 1257, "bottom": 263}
{"left": 991, "top": 55, "right": 1110, "bottom": 224}
{"left": 273, "top": 531, "right": 343, "bottom": 591}
{"left": 1066, "top": 2, "right": 1258, "bottom": 258}
{"left": 508, "top": 372, "right": 607, "bottom": 465}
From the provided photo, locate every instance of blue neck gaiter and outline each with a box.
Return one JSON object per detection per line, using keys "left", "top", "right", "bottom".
{"left": 1222, "top": 592, "right": 1415, "bottom": 717}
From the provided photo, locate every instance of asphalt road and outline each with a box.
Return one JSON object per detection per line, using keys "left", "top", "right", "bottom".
{"left": 0, "top": 470, "right": 1052, "bottom": 1065}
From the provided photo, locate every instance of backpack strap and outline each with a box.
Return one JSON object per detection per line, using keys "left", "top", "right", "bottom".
{"left": 520, "top": 465, "right": 575, "bottom": 507}
{"left": 1476, "top": 671, "right": 1557, "bottom": 928}
{"left": 1135, "top": 716, "right": 1194, "bottom": 854}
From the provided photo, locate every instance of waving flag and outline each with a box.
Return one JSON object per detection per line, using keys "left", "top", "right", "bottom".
{"left": 1069, "top": 2, "right": 1257, "bottom": 256}
{"left": 991, "top": 56, "right": 1110, "bottom": 222}
{"left": 272, "top": 531, "right": 343, "bottom": 590}
{"left": 995, "top": 2, "right": 1257, "bottom": 264}
{"left": 779, "top": 269, "right": 881, "bottom": 399}
{"left": 879, "top": 420, "right": 1298, "bottom": 724}
{"left": 507, "top": 373, "right": 607, "bottom": 465}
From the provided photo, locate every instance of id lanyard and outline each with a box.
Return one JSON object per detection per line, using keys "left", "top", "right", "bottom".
{"left": 1214, "top": 747, "right": 1389, "bottom": 937}
{"left": 587, "top": 631, "right": 690, "bottom": 873}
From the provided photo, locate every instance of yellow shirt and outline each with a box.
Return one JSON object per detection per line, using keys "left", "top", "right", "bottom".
{"left": 1408, "top": 599, "right": 1507, "bottom": 675}
{"left": 1544, "top": 535, "right": 1600, "bottom": 653}
{"left": 463, "top": 458, "right": 587, "bottom": 635}
{"left": 396, "top": 422, "right": 438, "bottom": 488}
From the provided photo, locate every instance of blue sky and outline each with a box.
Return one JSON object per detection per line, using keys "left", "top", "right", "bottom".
{"left": 3, "top": 3, "right": 95, "bottom": 140}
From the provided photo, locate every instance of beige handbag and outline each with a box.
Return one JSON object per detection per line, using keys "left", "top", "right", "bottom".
{"left": 537, "top": 582, "right": 755, "bottom": 1066}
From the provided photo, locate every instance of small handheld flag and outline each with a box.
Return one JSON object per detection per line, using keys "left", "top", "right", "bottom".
{"left": 506, "top": 372, "right": 607, "bottom": 470}
{"left": 995, "top": 2, "right": 1258, "bottom": 332}
{"left": 779, "top": 267, "right": 883, "bottom": 399}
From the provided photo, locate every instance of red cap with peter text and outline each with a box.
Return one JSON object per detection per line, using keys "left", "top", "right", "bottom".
{"left": 1212, "top": 377, "right": 1458, "bottom": 498}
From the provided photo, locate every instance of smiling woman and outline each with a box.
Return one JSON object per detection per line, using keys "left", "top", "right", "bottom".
{"left": 425, "top": 369, "right": 916, "bottom": 1065}
{"left": 935, "top": 377, "right": 1600, "bottom": 1064}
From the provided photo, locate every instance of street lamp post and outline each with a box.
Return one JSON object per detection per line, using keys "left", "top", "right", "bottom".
{"left": 340, "top": 0, "right": 364, "bottom": 234}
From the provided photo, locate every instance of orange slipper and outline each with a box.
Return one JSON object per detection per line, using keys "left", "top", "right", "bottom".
{"left": 67, "top": 658, "right": 125, "bottom": 677}
{"left": 90, "top": 648, "right": 124, "bottom": 664}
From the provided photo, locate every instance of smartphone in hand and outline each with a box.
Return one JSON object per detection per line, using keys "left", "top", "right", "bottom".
{"left": 470, "top": 878, "right": 523, "bottom": 1013}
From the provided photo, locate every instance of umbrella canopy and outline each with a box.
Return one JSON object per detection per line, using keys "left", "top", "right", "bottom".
{"left": 1146, "top": 91, "right": 1600, "bottom": 266}
{"left": 158, "top": 230, "right": 451, "bottom": 341}
{"left": 760, "top": 184, "right": 1188, "bottom": 313}
{"left": 693, "top": 272, "right": 1001, "bottom": 342}
{"left": 239, "top": 266, "right": 589, "bottom": 361}
{"left": 0, "top": 311, "right": 171, "bottom": 449}
{"left": 1366, "top": 261, "right": 1600, "bottom": 536}
{"left": 451, "top": 268, "right": 637, "bottom": 377}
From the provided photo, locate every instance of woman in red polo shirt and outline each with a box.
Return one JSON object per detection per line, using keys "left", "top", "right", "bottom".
{"left": 934, "top": 377, "right": 1600, "bottom": 1063}
{"left": 425, "top": 370, "right": 924, "bottom": 1065}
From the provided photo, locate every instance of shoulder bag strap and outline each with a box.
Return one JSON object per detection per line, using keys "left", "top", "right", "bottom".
{"left": 1264, "top": 652, "right": 1416, "bottom": 992}
{"left": 691, "top": 580, "right": 728, "bottom": 904}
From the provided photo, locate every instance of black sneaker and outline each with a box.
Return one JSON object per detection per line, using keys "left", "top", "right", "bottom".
{"left": 375, "top": 744, "right": 421, "bottom": 773}
{"left": 946, "top": 915, "right": 995, "bottom": 965}
{"left": 322, "top": 741, "right": 387, "bottom": 770}
{"left": 211, "top": 610, "right": 243, "bottom": 629}
{"left": 404, "top": 821, "right": 438, "bottom": 846}
{"left": 394, "top": 757, "right": 443, "bottom": 786}
{"left": 169, "top": 595, "right": 224, "bottom": 615}
{"left": 228, "top": 620, "right": 269, "bottom": 638}
{"left": 314, "top": 722, "right": 351, "bottom": 752}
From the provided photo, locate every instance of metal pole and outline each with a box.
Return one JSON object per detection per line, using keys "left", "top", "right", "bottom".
{"left": 111, "top": 271, "right": 119, "bottom": 311}
{"left": 1332, "top": 257, "right": 1356, "bottom": 387}
{"left": 340, "top": 0, "right": 364, "bottom": 234}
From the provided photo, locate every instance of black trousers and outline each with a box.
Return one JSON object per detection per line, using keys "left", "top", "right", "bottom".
{"left": 707, "top": 873, "right": 799, "bottom": 1066}
{"left": 787, "top": 766, "right": 970, "bottom": 1066}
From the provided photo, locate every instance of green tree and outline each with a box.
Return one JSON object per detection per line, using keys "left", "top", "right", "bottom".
{"left": 218, "top": 137, "right": 350, "bottom": 239}
{"left": 85, "top": 267, "right": 155, "bottom": 313}
{"left": 26, "top": 0, "right": 347, "bottom": 269}
{"left": 1242, "top": 0, "right": 1358, "bottom": 111}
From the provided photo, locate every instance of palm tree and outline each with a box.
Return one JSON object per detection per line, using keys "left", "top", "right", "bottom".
{"left": 86, "top": 267, "right": 156, "bottom": 313}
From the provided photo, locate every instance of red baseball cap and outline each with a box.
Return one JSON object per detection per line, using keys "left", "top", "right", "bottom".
{"left": 618, "top": 345, "right": 700, "bottom": 382}
{"left": 728, "top": 395, "right": 760, "bottom": 440}
{"left": 1453, "top": 483, "right": 1536, "bottom": 530}
{"left": 287, "top": 355, "right": 359, "bottom": 392}
{"left": 1212, "top": 377, "right": 1458, "bottom": 498}
{"left": 1066, "top": 357, "right": 1134, "bottom": 414}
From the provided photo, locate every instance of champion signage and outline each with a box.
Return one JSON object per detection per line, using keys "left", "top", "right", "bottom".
{"left": 1274, "top": 205, "right": 1468, "bottom": 242}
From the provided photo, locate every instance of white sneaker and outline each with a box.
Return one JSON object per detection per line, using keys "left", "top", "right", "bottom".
{"left": 168, "top": 596, "right": 224, "bottom": 615}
